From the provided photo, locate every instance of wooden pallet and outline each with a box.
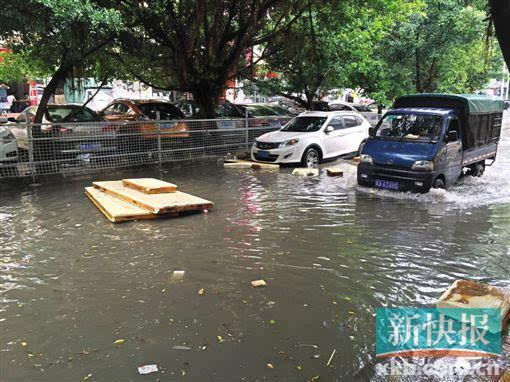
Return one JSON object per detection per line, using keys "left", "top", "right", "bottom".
{"left": 123, "top": 178, "right": 177, "bottom": 194}
{"left": 85, "top": 187, "right": 160, "bottom": 223}
{"left": 93, "top": 181, "right": 214, "bottom": 214}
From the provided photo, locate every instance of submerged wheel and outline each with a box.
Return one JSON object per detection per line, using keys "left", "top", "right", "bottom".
{"left": 432, "top": 177, "right": 445, "bottom": 189}
{"left": 302, "top": 147, "right": 320, "bottom": 168}
{"left": 471, "top": 162, "right": 485, "bottom": 177}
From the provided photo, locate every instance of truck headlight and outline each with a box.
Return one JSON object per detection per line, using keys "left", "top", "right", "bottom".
{"left": 412, "top": 160, "right": 434, "bottom": 171}
{"left": 280, "top": 138, "right": 299, "bottom": 148}
{"left": 360, "top": 154, "right": 373, "bottom": 164}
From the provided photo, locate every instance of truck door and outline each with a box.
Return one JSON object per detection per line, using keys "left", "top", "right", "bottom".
{"left": 444, "top": 118, "right": 463, "bottom": 186}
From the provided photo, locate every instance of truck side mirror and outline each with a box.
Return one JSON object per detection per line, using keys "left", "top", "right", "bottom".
{"left": 369, "top": 127, "right": 375, "bottom": 137}
{"left": 447, "top": 130, "right": 458, "bottom": 142}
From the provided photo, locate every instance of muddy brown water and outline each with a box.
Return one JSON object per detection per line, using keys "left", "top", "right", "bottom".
{"left": 1, "top": 130, "right": 510, "bottom": 381}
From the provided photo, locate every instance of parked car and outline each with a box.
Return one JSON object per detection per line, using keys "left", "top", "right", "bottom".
{"left": 358, "top": 94, "right": 504, "bottom": 193}
{"left": 100, "top": 99, "right": 187, "bottom": 150}
{"left": 329, "top": 101, "right": 381, "bottom": 126}
{"left": 262, "top": 104, "right": 296, "bottom": 117}
{"left": 251, "top": 111, "right": 370, "bottom": 167}
{"left": 0, "top": 125, "right": 18, "bottom": 163}
{"left": 8, "top": 105, "right": 117, "bottom": 159}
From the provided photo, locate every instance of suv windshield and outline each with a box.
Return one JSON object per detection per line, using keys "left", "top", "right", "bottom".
{"left": 281, "top": 117, "right": 326, "bottom": 132}
{"left": 376, "top": 113, "right": 443, "bottom": 141}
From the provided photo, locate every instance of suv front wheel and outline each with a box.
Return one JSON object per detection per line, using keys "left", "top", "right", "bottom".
{"left": 302, "top": 147, "right": 320, "bottom": 168}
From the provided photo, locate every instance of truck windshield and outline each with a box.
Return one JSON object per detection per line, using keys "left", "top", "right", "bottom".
{"left": 376, "top": 114, "right": 443, "bottom": 141}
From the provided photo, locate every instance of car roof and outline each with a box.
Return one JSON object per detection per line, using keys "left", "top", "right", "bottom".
{"left": 298, "top": 110, "right": 362, "bottom": 118}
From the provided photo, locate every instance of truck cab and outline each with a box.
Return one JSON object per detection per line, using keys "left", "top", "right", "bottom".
{"left": 357, "top": 94, "right": 504, "bottom": 193}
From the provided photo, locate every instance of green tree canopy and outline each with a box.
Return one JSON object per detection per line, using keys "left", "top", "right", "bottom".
{"left": 0, "top": 0, "right": 124, "bottom": 123}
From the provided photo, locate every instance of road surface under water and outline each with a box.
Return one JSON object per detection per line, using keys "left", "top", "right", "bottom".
{"left": 1, "top": 129, "right": 510, "bottom": 381}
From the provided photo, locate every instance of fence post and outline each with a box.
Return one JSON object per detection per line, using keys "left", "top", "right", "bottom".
{"left": 245, "top": 108, "right": 249, "bottom": 150}
{"left": 156, "top": 111, "right": 162, "bottom": 172}
{"left": 26, "top": 109, "right": 36, "bottom": 182}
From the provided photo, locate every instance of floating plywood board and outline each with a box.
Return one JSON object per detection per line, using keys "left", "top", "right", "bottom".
{"left": 85, "top": 187, "right": 158, "bottom": 223}
{"left": 224, "top": 159, "right": 279, "bottom": 170}
{"left": 122, "top": 178, "right": 177, "bottom": 194}
{"left": 437, "top": 279, "right": 510, "bottom": 333}
{"left": 93, "top": 181, "right": 213, "bottom": 214}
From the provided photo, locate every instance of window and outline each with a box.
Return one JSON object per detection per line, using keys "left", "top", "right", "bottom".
{"left": 329, "top": 117, "right": 344, "bottom": 130}
{"left": 137, "top": 103, "right": 184, "bottom": 120}
{"left": 343, "top": 115, "right": 360, "bottom": 128}
{"left": 446, "top": 119, "right": 460, "bottom": 142}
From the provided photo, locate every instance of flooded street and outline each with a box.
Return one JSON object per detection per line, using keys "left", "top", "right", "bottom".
{"left": 1, "top": 129, "right": 510, "bottom": 381}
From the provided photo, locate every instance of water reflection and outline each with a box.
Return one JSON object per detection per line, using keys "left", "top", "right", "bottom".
{"left": 0, "top": 130, "right": 509, "bottom": 381}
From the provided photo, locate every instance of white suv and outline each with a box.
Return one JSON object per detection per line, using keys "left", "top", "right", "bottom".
{"left": 251, "top": 111, "right": 370, "bottom": 167}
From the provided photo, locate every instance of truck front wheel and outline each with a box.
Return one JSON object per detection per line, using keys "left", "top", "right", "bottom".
{"left": 432, "top": 177, "right": 445, "bottom": 189}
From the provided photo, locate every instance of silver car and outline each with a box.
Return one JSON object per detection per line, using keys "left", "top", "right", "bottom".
{"left": 8, "top": 105, "right": 117, "bottom": 159}
{"left": 329, "top": 101, "right": 381, "bottom": 126}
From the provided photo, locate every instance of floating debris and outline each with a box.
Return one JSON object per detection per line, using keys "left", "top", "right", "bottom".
{"left": 198, "top": 288, "right": 205, "bottom": 295}
{"left": 138, "top": 364, "right": 158, "bottom": 375}
{"left": 326, "top": 349, "right": 336, "bottom": 366}
{"left": 251, "top": 280, "right": 267, "bottom": 287}
{"left": 114, "top": 339, "right": 125, "bottom": 345}
{"left": 172, "top": 345, "right": 191, "bottom": 351}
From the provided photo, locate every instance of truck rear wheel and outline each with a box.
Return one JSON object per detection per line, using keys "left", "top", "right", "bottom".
{"left": 470, "top": 162, "right": 485, "bottom": 177}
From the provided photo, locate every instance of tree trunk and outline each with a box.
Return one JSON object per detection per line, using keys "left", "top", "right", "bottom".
{"left": 32, "top": 66, "right": 67, "bottom": 168}
{"left": 191, "top": 84, "right": 222, "bottom": 119}
{"left": 489, "top": 0, "right": 510, "bottom": 71}
{"left": 34, "top": 66, "right": 67, "bottom": 129}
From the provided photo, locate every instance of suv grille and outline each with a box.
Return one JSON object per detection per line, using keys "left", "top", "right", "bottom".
{"left": 256, "top": 141, "right": 280, "bottom": 150}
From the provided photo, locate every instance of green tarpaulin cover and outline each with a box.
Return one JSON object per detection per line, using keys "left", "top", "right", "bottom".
{"left": 394, "top": 93, "right": 504, "bottom": 114}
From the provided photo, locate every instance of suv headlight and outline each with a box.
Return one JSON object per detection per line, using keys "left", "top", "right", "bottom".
{"left": 360, "top": 154, "right": 373, "bottom": 164}
{"left": 280, "top": 138, "right": 299, "bottom": 148}
{"left": 412, "top": 160, "right": 434, "bottom": 171}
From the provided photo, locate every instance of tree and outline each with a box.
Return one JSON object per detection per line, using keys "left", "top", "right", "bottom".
{"left": 116, "top": 0, "right": 303, "bottom": 118}
{"left": 251, "top": 0, "right": 417, "bottom": 109}
{"left": 360, "top": 0, "right": 502, "bottom": 105}
{"left": 0, "top": 0, "right": 124, "bottom": 124}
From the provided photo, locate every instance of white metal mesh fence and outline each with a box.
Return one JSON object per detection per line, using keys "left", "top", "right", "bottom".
{"left": 0, "top": 116, "right": 291, "bottom": 179}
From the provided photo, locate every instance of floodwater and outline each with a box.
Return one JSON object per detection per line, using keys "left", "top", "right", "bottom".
{"left": 1, "top": 129, "right": 510, "bottom": 382}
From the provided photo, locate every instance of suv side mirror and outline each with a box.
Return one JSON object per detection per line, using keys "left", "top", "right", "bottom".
{"left": 368, "top": 127, "right": 375, "bottom": 137}
{"left": 447, "top": 130, "right": 458, "bottom": 142}
{"left": 325, "top": 125, "right": 334, "bottom": 133}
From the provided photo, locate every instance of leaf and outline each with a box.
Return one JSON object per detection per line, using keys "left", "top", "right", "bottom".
{"left": 198, "top": 288, "right": 204, "bottom": 295}
{"left": 269, "top": 320, "right": 276, "bottom": 325}
{"left": 114, "top": 339, "right": 125, "bottom": 345}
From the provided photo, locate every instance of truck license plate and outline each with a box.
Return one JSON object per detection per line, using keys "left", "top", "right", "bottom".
{"left": 375, "top": 179, "right": 399, "bottom": 190}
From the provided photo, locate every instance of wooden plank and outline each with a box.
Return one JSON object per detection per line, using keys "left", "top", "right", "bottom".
{"left": 223, "top": 162, "right": 253, "bottom": 168}
{"left": 224, "top": 159, "right": 279, "bottom": 170}
{"left": 85, "top": 187, "right": 159, "bottom": 223}
{"left": 122, "top": 178, "right": 177, "bottom": 194}
{"left": 325, "top": 167, "right": 344, "bottom": 177}
{"left": 92, "top": 181, "right": 214, "bottom": 214}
